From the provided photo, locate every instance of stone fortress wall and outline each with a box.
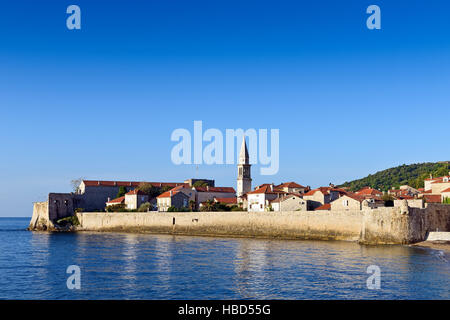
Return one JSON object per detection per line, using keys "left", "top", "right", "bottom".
{"left": 73, "top": 203, "right": 450, "bottom": 244}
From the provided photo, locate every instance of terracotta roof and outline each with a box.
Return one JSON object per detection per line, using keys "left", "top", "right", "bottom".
{"left": 83, "top": 180, "right": 183, "bottom": 188}
{"left": 344, "top": 193, "right": 367, "bottom": 202}
{"left": 355, "top": 187, "right": 383, "bottom": 196}
{"left": 214, "top": 197, "right": 237, "bottom": 204}
{"left": 194, "top": 186, "right": 236, "bottom": 193}
{"left": 441, "top": 188, "right": 450, "bottom": 193}
{"left": 106, "top": 196, "right": 125, "bottom": 204}
{"left": 423, "top": 195, "right": 442, "bottom": 203}
{"left": 315, "top": 203, "right": 331, "bottom": 211}
{"left": 247, "top": 185, "right": 286, "bottom": 195}
{"left": 396, "top": 195, "right": 415, "bottom": 200}
{"left": 331, "top": 188, "right": 348, "bottom": 195}
{"left": 125, "top": 189, "right": 147, "bottom": 196}
{"left": 304, "top": 187, "right": 332, "bottom": 196}
{"left": 276, "top": 182, "right": 305, "bottom": 189}
{"left": 157, "top": 184, "right": 192, "bottom": 198}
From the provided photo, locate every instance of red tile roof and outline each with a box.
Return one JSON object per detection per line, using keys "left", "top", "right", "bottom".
{"left": 315, "top": 203, "right": 331, "bottom": 211}
{"left": 396, "top": 195, "right": 415, "bottom": 200}
{"left": 276, "top": 182, "right": 305, "bottom": 189}
{"left": 106, "top": 196, "right": 125, "bottom": 204}
{"left": 423, "top": 195, "right": 442, "bottom": 203}
{"left": 157, "top": 185, "right": 192, "bottom": 198}
{"left": 83, "top": 180, "right": 183, "bottom": 188}
{"left": 441, "top": 188, "right": 450, "bottom": 193}
{"left": 194, "top": 186, "right": 236, "bottom": 193}
{"left": 125, "top": 189, "right": 147, "bottom": 196}
{"left": 355, "top": 187, "right": 383, "bottom": 196}
{"left": 304, "top": 187, "right": 331, "bottom": 196}
{"left": 345, "top": 193, "right": 366, "bottom": 202}
{"left": 247, "top": 185, "right": 286, "bottom": 195}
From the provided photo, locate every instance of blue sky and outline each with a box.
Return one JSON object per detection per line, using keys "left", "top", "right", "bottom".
{"left": 1, "top": 1, "right": 449, "bottom": 216}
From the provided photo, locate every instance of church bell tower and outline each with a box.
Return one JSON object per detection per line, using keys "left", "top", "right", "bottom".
{"left": 237, "top": 136, "right": 252, "bottom": 197}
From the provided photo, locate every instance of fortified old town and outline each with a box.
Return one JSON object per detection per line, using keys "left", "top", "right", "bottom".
{"left": 28, "top": 139, "right": 450, "bottom": 246}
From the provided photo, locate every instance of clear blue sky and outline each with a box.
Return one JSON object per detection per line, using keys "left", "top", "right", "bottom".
{"left": 1, "top": 1, "right": 449, "bottom": 216}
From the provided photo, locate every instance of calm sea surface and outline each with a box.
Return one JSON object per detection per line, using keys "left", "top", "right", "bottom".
{"left": 0, "top": 217, "right": 449, "bottom": 299}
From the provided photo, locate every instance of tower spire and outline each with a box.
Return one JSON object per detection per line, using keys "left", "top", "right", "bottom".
{"left": 237, "top": 135, "right": 252, "bottom": 199}
{"left": 239, "top": 135, "right": 249, "bottom": 165}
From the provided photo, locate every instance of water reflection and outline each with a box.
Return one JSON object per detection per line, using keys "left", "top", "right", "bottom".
{"left": 1, "top": 219, "right": 450, "bottom": 299}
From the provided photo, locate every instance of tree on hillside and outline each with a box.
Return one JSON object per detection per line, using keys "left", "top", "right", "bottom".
{"left": 136, "top": 183, "right": 160, "bottom": 198}
{"left": 70, "top": 178, "right": 83, "bottom": 193}
{"left": 339, "top": 162, "right": 450, "bottom": 191}
{"left": 116, "top": 186, "right": 127, "bottom": 198}
{"left": 193, "top": 180, "right": 209, "bottom": 187}
{"left": 160, "top": 186, "right": 173, "bottom": 193}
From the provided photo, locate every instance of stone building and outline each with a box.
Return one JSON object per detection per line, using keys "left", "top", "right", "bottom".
{"left": 157, "top": 188, "right": 191, "bottom": 211}
{"left": 237, "top": 136, "right": 252, "bottom": 198}
{"left": 275, "top": 182, "right": 307, "bottom": 194}
{"left": 302, "top": 187, "right": 341, "bottom": 210}
{"left": 105, "top": 189, "right": 150, "bottom": 210}
{"left": 75, "top": 180, "right": 184, "bottom": 211}
{"left": 193, "top": 186, "right": 236, "bottom": 207}
{"left": 247, "top": 184, "right": 287, "bottom": 212}
{"left": 124, "top": 189, "right": 149, "bottom": 210}
{"left": 270, "top": 194, "right": 307, "bottom": 211}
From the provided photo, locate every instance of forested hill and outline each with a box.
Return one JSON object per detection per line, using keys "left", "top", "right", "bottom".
{"left": 339, "top": 162, "right": 450, "bottom": 192}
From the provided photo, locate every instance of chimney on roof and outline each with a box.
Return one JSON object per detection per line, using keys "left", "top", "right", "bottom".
{"left": 170, "top": 190, "right": 173, "bottom": 197}
{"left": 270, "top": 185, "right": 273, "bottom": 192}
{"left": 107, "top": 197, "right": 110, "bottom": 202}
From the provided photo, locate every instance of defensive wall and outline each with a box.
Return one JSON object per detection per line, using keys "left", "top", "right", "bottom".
{"left": 70, "top": 203, "right": 450, "bottom": 244}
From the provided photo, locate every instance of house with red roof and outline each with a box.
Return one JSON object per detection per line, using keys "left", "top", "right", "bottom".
{"left": 355, "top": 187, "right": 383, "bottom": 199}
{"left": 106, "top": 196, "right": 125, "bottom": 207}
{"left": 440, "top": 188, "right": 450, "bottom": 203}
{"left": 105, "top": 189, "right": 149, "bottom": 210}
{"left": 124, "top": 189, "right": 149, "bottom": 210}
{"left": 156, "top": 187, "right": 191, "bottom": 212}
{"left": 275, "top": 182, "right": 307, "bottom": 194}
{"left": 302, "top": 187, "right": 341, "bottom": 210}
{"left": 247, "top": 184, "right": 287, "bottom": 212}
{"left": 430, "top": 176, "right": 450, "bottom": 195}
{"left": 423, "top": 194, "right": 443, "bottom": 204}
{"left": 193, "top": 186, "right": 236, "bottom": 207}
{"left": 330, "top": 193, "right": 384, "bottom": 210}
{"left": 156, "top": 184, "right": 236, "bottom": 211}
{"left": 270, "top": 194, "right": 307, "bottom": 211}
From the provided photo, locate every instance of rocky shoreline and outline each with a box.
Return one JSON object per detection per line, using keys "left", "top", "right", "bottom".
{"left": 411, "top": 241, "right": 450, "bottom": 251}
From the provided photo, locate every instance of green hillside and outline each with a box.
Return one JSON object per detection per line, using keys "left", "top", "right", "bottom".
{"left": 339, "top": 162, "right": 450, "bottom": 192}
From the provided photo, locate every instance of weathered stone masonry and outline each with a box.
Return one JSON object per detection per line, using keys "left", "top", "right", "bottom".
{"left": 71, "top": 204, "right": 450, "bottom": 244}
